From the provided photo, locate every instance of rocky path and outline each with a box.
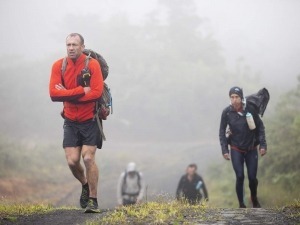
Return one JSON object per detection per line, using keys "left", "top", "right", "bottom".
{"left": 0, "top": 207, "right": 299, "bottom": 225}
{"left": 202, "top": 208, "right": 297, "bottom": 225}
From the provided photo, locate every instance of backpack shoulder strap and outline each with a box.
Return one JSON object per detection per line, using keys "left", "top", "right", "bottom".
{"left": 61, "top": 57, "right": 68, "bottom": 77}
{"left": 224, "top": 106, "right": 231, "bottom": 122}
{"left": 137, "top": 172, "right": 141, "bottom": 190}
{"left": 84, "top": 52, "right": 92, "bottom": 70}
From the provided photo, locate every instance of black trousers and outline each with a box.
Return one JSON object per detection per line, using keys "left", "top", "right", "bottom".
{"left": 231, "top": 148, "right": 258, "bottom": 204}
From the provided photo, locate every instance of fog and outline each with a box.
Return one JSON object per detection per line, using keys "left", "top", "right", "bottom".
{"left": 2, "top": 0, "right": 300, "bottom": 86}
{"left": 0, "top": 0, "right": 299, "bottom": 208}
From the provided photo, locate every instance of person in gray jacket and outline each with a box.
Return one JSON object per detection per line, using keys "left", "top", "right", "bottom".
{"left": 117, "top": 162, "right": 145, "bottom": 206}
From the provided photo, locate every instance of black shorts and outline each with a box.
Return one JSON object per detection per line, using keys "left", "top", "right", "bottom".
{"left": 63, "top": 119, "right": 102, "bottom": 149}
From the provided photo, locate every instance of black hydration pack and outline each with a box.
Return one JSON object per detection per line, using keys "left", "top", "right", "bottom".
{"left": 245, "top": 88, "right": 270, "bottom": 117}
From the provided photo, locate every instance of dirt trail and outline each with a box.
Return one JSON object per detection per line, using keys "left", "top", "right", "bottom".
{"left": 1, "top": 207, "right": 299, "bottom": 225}
{"left": 1, "top": 209, "right": 109, "bottom": 225}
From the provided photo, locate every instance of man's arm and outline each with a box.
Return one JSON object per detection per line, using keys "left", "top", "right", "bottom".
{"left": 254, "top": 113, "right": 267, "bottom": 156}
{"left": 219, "top": 108, "right": 230, "bottom": 159}
{"left": 75, "top": 59, "right": 104, "bottom": 103}
{"left": 199, "top": 176, "right": 209, "bottom": 201}
{"left": 49, "top": 59, "right": 85, "bottom": 102}
{"left": 176, "top": 176, "right": 184, "bottom": 200}
{"left": 137, "top": 173, "right": 145, "bottom": 203}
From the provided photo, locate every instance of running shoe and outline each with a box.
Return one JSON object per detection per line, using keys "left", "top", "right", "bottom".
{"left": 80, "top": 183, "right": 89, "bottom": 209}
{"left": 84, "top": 199, "right": 100, "bottom": 213}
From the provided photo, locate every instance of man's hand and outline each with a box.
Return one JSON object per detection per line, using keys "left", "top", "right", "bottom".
{"left": 55, "top": 83, "right": 66, "bottom": 90}
{"left": 223, "top": 153, "right": 230, "bottom": 160}
{"left": 259, "top": 148, "right": 267, "bottom": 156}
{"left": 83, "top": 87, "right": 91, "bottom": 94}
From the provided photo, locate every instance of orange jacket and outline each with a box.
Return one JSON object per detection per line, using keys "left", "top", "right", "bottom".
{"left": 49, "top": 54, "right": 104, "bottom": 122}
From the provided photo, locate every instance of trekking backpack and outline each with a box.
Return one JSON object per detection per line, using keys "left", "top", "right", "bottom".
{"left": 61, "top": 49, "right": 112, "bottom": 141}
{"left": 121, "top": 172, "right": 141, "bottom": 196}
{"left": 245, "top": 88, "right": 270, "bottom": 117}
{"left": 83, "top": 49, "right": 109, "bottom": 80}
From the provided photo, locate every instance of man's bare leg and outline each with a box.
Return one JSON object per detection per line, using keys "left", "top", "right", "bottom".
{"left": 64, "top": 146, "right": 87, "bottom": 185}
{"left": 82, "top": 145, "right": 98, "bottom": 198}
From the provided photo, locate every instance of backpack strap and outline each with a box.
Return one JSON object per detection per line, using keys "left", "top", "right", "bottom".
{"left": 94, "top": 101, "right": 106, "bottom": 141}
{"left": 84, "top": 52, "right": 92, "bottom": 70}
{"left": 61, "top": 57, "right": 68, "bottom": 85}
{"left": 61, "top": 53, "right": 91, "bottom": 78}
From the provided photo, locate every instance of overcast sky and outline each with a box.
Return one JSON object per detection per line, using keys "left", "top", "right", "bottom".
{"left": 1, "top": 0, "right": 300, "bottom": 86}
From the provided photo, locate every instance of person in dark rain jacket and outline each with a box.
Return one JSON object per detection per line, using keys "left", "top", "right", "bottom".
{"left": 176, "top": 164, "right": 208, "bottom": 204}
{"left": 219, "top": 87, "right": 267, "bottom": 208}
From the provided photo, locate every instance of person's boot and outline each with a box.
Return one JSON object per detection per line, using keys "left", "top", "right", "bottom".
{"left": 239, "top": 202, "right": 246, "bottom": 208}
{"left": 251, "top": 196, "right": 261, "bottom": 208}
{"left": 80, "top": 183, "right": 89, "bottom": 208}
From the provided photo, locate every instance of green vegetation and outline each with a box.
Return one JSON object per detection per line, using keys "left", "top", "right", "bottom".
{"left": 87, "top": 200, "right": 208, "bottom": 225}
{"left": 260, "top": 76, "right": 300, "bottom": 194}
{"left": 259, "top": 76, "right": 300, "bottom": 205}
{"left": 0, "top": 137, "right": 74, "bottom": 204}
{"left": 281, "top": 199, "right": 300, "bottom": 219}
{"left": 0, "top": 201, "right": 54, "bottom": 221}
{"left": 0, "top": 138, "right": 67, "bottom": 180}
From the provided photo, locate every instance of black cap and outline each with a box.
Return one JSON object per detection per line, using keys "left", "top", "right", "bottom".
{"left": 229, "top": 86, "right": 243, "bottom": 99}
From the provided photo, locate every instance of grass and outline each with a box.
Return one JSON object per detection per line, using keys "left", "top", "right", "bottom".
{"left": 1, "top": 198, "right": 299, "bottom": 225}
{"left": 86, "top": 199, "right": 208, "bottom": 225}
{"left": 278, "top": 199, "right": 300, "bottom": 220}
{"left": 0, "top": 200, "right": 54, "bottom": 221}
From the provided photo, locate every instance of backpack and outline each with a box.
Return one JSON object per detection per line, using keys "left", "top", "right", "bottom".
{"left": 245, "top": 88, "right": 270, "bottom": 117}
{"left": 121, "top": 171, "right": 141, "bottom": 196}
{"left": 61, "top": 49, "right": 112, "bottom": 141}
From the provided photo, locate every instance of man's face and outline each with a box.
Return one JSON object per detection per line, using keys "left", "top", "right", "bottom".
{"left": 230, "top": 94, "right": 242, "bottom": 108}
{"left": 66, "top": 35, "right": 84, "bottom": 60}
{"left": 187, "top": 166, "right": 196, "bottom": 176}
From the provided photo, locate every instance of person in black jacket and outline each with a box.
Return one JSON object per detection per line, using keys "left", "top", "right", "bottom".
{"left": 176, "top": 164, "right": 208, "bottom": 204}
{"left": 219, "top": 87, "right": 267, "bottom": 208}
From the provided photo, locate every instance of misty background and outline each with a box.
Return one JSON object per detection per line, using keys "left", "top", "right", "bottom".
{"left": 0, "top": 0, "right": 299, "bottom": 208}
